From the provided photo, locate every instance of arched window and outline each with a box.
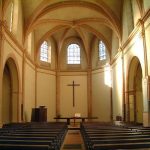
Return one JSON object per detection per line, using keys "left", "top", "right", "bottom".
{"left": 10, "top": 2, "right": 14, "bottom": 32}
{"left": 40, "top": 41, "right": 51, "bottom": 63}
{"left": 67, "top": 44, "right": 80, "bottom": 64}
{"left": 99, "top": 41, "right": 106, "bottom": 60}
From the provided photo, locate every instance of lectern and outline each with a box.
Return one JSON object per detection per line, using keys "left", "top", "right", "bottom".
{"left": 31, "top": 106, "right": 47, "bottom": 122}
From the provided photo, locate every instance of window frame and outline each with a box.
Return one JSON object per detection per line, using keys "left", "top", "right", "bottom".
{"left": 67, "top": 43, "right": 81, "bottom": 65}
{"left": 99, "top": 40, "right": 106, "bottom": 61}
{"left": 40, "top": 41, "right": 51, "bottom": 63}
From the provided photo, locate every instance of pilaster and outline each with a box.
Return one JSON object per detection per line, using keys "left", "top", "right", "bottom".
{"left": 56, "top": 70, "right": 60, "bottom": 117}
{"left": 142, "top": 76, "right": 150, "bottom": 127}
{"left": 87, "top": 67, "right": 92, "bottom": 117}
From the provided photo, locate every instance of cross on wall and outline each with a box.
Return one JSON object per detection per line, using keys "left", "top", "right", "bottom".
{"left": 67, "top": 80, "right": 80, "bottom": 107}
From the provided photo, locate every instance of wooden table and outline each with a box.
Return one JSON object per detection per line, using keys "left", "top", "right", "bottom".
{"left": 54, "top": 117, "right": 98, "bottom": 125}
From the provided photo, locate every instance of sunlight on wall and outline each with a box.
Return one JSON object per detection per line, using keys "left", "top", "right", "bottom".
{"left": 134, "top": 34, "right": 143, "bottom": 54}
{"left": 112, "top": 59, "right": 123, "bottom": 119}
{"left": 104, "top": 64, "right": 112, "bottom": 87}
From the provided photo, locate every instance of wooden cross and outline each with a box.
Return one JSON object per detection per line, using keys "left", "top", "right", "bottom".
{"left": 67, "top": 80, "right": 80, "bottom": 107}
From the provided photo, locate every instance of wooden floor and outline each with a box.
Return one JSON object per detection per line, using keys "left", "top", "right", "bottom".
{"left": 61, "top": 124, "right": 85, "bottom": 150}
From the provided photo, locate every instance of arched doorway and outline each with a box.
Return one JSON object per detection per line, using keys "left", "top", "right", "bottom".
{"left": 2, "top": 58, "right": 19, "bottom": 124}
{"left": 127, "top": 57, "right": 143, "bottom": 124}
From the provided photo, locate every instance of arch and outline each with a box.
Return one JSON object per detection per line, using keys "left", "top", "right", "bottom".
{"left": 126, "top": 56, "right": 143, "bottom": 124}
{"left": 2, "top": 57, "right": 19, "bottom": 124}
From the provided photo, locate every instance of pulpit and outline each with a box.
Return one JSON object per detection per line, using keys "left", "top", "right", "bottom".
{"left": 31, "top": 106, "right": 47, "bottom": 122}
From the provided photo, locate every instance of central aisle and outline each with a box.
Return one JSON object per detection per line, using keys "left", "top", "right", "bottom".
{"left": 61, "top": 129, "right": 85, "bottom": 150}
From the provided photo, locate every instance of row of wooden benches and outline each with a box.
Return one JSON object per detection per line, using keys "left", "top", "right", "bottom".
{"left": 0, "top": 122, "right": 68, "bottom": 150}
{"left": 81, "top": 122, "right": 150, "bottom": 150}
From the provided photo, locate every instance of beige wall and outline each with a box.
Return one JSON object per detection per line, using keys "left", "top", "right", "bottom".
{"left": 60, "top": 72, "right": 87, "bottom": 118}
{"left": 122, "top": 0, "right": 134, "bottom": 43}
{"left": 143, "top": 0, "right": 150, "bottom": 12}
{"left": 131, "top": 0, "right": 141, "bottom": 26}
{"left": 111, "top": 31, "right": 119, "bottom": 58}
{"left": 37, "top": 69, "right": 56, "bottom": 121}
{"left": 92, "top": 38, "right": 110, "bottom": 70}
{"left": 92, "top": 69, "right": 111, "bottom": 122}
{"left": 24, "top": 60, "right": 35, "bottom": 122}
{"left": 145, "top": 17, "right": 150, "bottom": 75}
{"left": 13, "top": 0, "right": 23, "bottom": 44}
{"left": 112, "top": 56, "right": 123, "bottom": 120}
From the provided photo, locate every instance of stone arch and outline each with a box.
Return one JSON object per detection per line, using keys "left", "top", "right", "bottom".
{"left": 126, "top": 56, "right": 143, "bottom": 124}
{"left": 2, "top": 57, "right": 19, "bottom": 124}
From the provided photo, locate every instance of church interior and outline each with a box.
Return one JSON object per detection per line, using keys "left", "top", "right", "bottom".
{"left": 0, "top": 0, "right": 150, "bottom": 149}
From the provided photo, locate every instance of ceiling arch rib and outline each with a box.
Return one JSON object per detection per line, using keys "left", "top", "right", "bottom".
{"left": 58, "top": 28, "right": 70, "bottom": 54}
{"left": 25, "top": 19, "right": 73, "bottom": 38}
{"left": 75, "top": 18, "right": 120, "bottom": 38}
{"left": 80, "top": 24, "right": 111, "bottom": 56}
{"left": 25, "top": 17, "right": 119, "bottom": 42}
{"left": 73, "top": 27, "right": 89, "bottom": 64}
{"left": 25, "top": 1, "right": 121, "bottom": 40}
{"left": 36, "top": 25, "right": 69, "bottom": 57}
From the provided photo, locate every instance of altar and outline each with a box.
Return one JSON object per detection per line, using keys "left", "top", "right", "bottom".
{"left": 54, "top": 116, "right": 98, "bottom": 125}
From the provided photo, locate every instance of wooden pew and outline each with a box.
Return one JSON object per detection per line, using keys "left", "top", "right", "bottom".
{"left": 81, "top": 122, "right": 150, "bottom": 150}
{"left": 0, "top": 144, "right": 51, "bottom": 150}
{"left": 0, "top": 122, "right": 68, "bottom": 150}
{"left": 93, "top": 142, "right": 150, "bottom": 150}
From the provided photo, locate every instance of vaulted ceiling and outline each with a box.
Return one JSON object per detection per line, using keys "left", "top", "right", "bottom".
{"left": 22, "top": 0, "right": 123, "bottom": 55}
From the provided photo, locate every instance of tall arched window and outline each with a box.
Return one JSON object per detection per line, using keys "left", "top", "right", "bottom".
{"left": 67, "top": 44, "right": 80, "bottom": 64}
{"left": 99, "top": 41, "right": 106, "bottom": 60}
{"left": 10, "top": 2, "right": 14, "bottom": 32}
{"left": 40, "top": 41, "right": 51, "bottom": 63}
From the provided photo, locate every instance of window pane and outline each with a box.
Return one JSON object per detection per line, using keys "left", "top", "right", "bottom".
{"left": 67, "top": 44, "right": 80, "bottom": 64}
{"left": 99, "top": 41, "right": 106, "bottom": 60}
{"left": 40, "top": 41, "right": 51, "bottom": 63}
